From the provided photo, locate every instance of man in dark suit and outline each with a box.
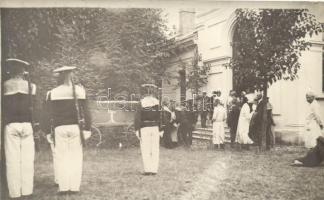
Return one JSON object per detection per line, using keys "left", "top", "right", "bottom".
{"left": 199, "top": 91, "right": 210, "bottom": 128}
{"left": 248, "top": 93, "right": 264, "bottom": 144}
{"left": 161, "top": 101, "right": 173, "bottom": 148}
{"left": 209, "top": 91, "right": 217, "bottom": 123}
{"left": 227, "top": 97, "right": 241, "bottom": 147}
{"left": 175, "top": 104, "right": 192, "bottom": 147}
{"left": 186, "top": 99, "right": 198, "bottom": 146}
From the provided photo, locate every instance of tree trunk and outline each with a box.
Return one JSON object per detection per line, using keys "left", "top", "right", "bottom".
{"left": 259, "top": 79, "right": 268, "bottom": 151}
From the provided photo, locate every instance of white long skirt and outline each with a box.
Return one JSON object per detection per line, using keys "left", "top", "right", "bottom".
{"left": 55, "top": 125, "right": 83, "bottom": 192}
{"left": 212, "top": 121, "right": 225, "bottom": 145}
{"left": 5, "top": 122, "right": 35, "bottom": 198}
{"left": 140, "top": 126, "right": 160, "bottom": 173}
{"left": 304, "top": 120, "right": 323, "bottom": 148}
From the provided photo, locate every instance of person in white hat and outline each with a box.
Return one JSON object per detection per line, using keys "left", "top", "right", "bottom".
{"left": 42, "top": 66, "right": 91, "bottom": 195}
{"left": 3, "top": 58, "right": 37, "bottom": 199}
{"left": 134, "top": 84, "right": 163, "bottom": 175}
{"left": 304, "top": 90, "right": 323, "bottom": 148}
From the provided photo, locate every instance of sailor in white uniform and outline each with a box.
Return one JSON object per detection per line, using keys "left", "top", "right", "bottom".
{"left": 3, "top": 59, "right": 37, "bottom": 199}
{"left": 42, "top": 66, "right": 91, "bottom": 194}
{"left": 134, "top": 84, "right": 163, "bottom": 175}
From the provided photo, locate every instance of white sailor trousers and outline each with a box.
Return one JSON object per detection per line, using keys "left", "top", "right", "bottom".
{"left": 4, "top": 122, "right": 35, "bottom": 198}
{"left": 55, "top": 125, "right": 83, "bottom": 192}
{"left": 140, "top": 126, "right": 160, "bottom": 173}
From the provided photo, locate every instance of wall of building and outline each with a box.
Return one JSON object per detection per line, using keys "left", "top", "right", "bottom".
{"left": 194, "top": 8, "right": 324, "bottom": 142}
{"left": 195, "top": 9, "right": 235, "bottom": 97}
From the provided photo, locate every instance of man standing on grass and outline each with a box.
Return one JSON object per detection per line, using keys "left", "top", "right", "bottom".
{"left": 134, "top": 84, "right": 163, "bottom": 175}
{"left": 248, "top": 92, "right": 263, "bottom": 144}
{"left": 176, "top": 104, "right": 192, "bottom": 148}
{"left": 227, "top": 97, "right": 241, "bottom": 148}
{"left": 3, "top": 59, "right": 38, "bottom": 199}
{"left": 42, "top": 66, "right": 92, "bottom": 195}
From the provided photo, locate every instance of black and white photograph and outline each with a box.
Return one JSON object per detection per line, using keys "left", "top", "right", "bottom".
{"left": 0, "top": 0, "right": 324, "bottom": 199}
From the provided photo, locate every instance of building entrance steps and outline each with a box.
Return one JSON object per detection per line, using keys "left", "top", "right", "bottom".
{"left": 192, "top": 125, "right": 231, "bottom": 143}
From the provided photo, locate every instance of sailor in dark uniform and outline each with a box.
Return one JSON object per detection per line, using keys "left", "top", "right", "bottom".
{"left": 134, "top": 84, "right": 163, "bottom": 175}
{"left": 3, "top": 59, "right": 37, "bottom": 199}
{"left": 42, "top": 66, "right": 91, "bottom": 194}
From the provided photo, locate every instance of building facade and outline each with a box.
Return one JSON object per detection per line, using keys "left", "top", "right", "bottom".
{"left": 162, "top": 7, "right": 324, "bottom": 142}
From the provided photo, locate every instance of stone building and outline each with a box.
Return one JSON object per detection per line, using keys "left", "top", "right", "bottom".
{"left": 162, "top": 7, "right": 324, "bottom": 143}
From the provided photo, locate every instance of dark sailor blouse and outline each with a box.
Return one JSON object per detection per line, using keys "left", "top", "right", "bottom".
{"left": 41, "top": 84, "right": 91, "bottom": 133}
{"left": 134, "top": 96, "right": 162, "bottom": 131}
{"left": 3, "top": 78, "right": 36, "bottom": 125}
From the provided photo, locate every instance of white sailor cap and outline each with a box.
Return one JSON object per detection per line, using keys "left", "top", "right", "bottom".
{"left": 6, "top": 58, "right": 30, "bottom": 66}
{"left": 141, "top": 83, "right": 158, "bottom": 88}
{"left": 53, "top": 65, "right": 76, "bottom": 73}
{"left": 141, "top": 83, "right": 159, "bottom": 96}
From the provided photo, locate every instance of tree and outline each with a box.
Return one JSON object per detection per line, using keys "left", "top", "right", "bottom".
{"left": 228, "top": 9, "right": 323, "bottom": 150}
{"left": 2, "top": 8, "right": 171, "bottom": 100}
{"left": 187, "top": 46, "right": 211, "bottom": 95}
{"left": 175, "top": 45, "right": 210, "bottom": 105}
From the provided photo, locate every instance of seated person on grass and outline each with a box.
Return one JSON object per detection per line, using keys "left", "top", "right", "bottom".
{"left": 292, "top": 136, "right": 324, "bottom": 167}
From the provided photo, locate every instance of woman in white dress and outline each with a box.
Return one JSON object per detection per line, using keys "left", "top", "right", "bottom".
{"left": 304, "top": 91, "right": 323, "bottom": 148}
{"left": 212, "top": 99, "right": 227, "bottom": 149}
{"left": 236, "top": 96, "right": 254, "bottom": 149}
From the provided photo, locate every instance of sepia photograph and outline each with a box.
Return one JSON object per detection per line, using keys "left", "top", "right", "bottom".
{"left": 0, "top": 0, "right": 324, "bottom": 199}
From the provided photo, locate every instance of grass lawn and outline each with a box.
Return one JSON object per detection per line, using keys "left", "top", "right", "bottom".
{"left": 208, "top": 146, "right": 324, "bottom": 200}
{"left": 3, "top": 145, "right": 324, "bottom": 200}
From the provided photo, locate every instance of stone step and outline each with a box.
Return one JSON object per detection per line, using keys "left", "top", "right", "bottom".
{"left": 192, "top": 133, "right": 231, "bottom": 140}
{"left": 192, "top": 135, "right": 231, "bottom": 143}
{"left": 193, "top": 128, "right": 230, "bottom": 135}
{"left": 192, "top": 129, "right": 231, "bottom": 143}
{"left": 195, "top": 127, "right": 230, "bottom": 133}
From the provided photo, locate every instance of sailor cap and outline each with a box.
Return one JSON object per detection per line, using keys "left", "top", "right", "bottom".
{"left": 141, "top": 83, "right": 158, "bottom": 88}
{"left": 53, "top": 66, "right": 76, "bottom": 73}
{"left": 6, "top": 58, "right": 30, "bottom": 66}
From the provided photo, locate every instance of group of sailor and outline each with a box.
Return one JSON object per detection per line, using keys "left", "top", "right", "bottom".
{"left": 2, "top": 59, "right": 163, "bottom": 199}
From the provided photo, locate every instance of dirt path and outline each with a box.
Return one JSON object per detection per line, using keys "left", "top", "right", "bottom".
{"left": 177, "top": 155, "right": 230, "bottom": 200}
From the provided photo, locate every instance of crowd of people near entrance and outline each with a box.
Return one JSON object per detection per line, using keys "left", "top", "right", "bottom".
{"left": 160, "top": 88, "right": 276, "bottom": 151}
{"left": 158, "top": 88, "right": 324, "bottom": 168}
